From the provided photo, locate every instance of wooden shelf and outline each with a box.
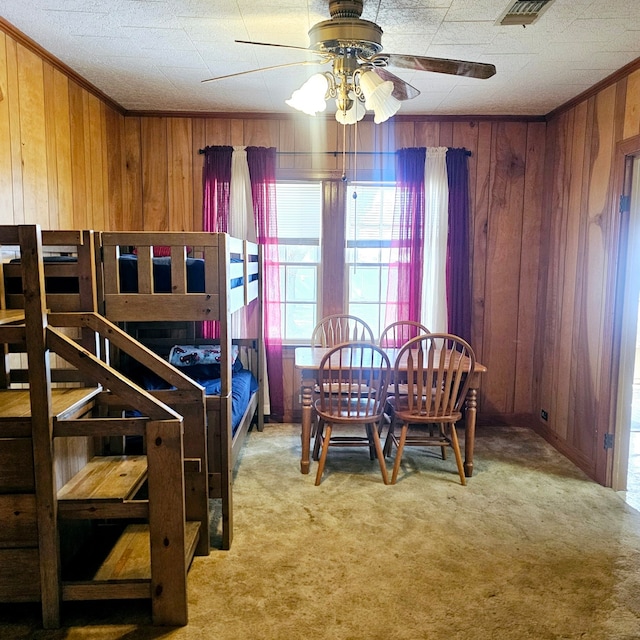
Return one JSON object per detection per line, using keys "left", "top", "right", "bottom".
{"left": 57, "top": 456, "right": 147, "bottom": 503}
{"left": 61, "top": 521, "right": 201, "bottom": 601}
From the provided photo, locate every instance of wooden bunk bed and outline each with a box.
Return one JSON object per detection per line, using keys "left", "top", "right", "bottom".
{"left": 0, "top": 225, "right": 208, "bottom": 628}
{"left": 99, "top": 231, "right": 263, "bottom": 550}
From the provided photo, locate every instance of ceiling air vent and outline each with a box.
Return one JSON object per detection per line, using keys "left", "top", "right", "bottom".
{"left": 497, "top": 0, "right": 555, "bottom": 26}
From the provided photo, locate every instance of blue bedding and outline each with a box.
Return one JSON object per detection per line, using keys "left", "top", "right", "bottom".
{"left": 194, "top": 370, "right": 259, "bottom": 433}
{"left": 131, "top": 360, "right": 258, "bottom": 435}
{"left": 118, "top": 254, "right": 244, "bottom": 293}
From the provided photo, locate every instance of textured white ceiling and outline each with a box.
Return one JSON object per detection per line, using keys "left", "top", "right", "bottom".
{"left": 1, "top": 0, "right": 639, "bottom": 116}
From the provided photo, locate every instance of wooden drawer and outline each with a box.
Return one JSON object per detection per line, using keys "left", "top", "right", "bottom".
{"left": 0, "top": 548, "right": 41, "bottom": 601}
{"left": 0, "top": 494, "right": 38, "bottom": 546}
{"left": 0, "top": 438, "right": 34, "bottom": 492}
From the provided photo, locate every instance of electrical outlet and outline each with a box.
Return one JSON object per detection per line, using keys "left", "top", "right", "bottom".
{"left": 540, "top": 409, "right": 548, "bottom": 421}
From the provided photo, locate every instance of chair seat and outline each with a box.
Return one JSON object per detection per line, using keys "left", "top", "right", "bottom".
{"left": 315, "top": 382, "right": 372, "bottom": 396}
{"left": 386, "top": 394, "right": 463, "bottom": 423}
{"left": 315, "top": 397, "right": 378, "bottom": 422}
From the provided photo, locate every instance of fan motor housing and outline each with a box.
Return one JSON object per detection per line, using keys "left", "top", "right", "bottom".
{"left": 308, "top": 17, "right": 383, "bottom": 57}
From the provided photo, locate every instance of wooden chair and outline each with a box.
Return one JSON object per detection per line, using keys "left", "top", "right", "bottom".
{"left": 378, "top": 320, "right": 430, "bottom": 348}
{"left": 309, "top": 314, "right": 375, "bottom": 441}
{"left": 379, "top": 320, "right": 430, "bottom": 399}
{"left": 311, "top": 314, "right": 374, "bottom": 347}
{"left": 384, "top": 333, "right": 475, "bottom": 485}
{"left": 313, "top": 342, "right": 391, "bottom": 485}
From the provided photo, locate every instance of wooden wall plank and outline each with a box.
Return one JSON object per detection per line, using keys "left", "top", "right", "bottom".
{"left": 51, "top": 69, "right": 73, "bottom": 230}
{"left": 391, "top": 119, "right": 414, "bottom": 148}
{"left": 277, "top": 118, "right": 296, "bottom": 170}
{"left": 81, "top": 90, "right": 93, "bottom": 228}
{"left": 623, "top": 68, "right": 640, "bottom": 140}
{"left": 168, "top": 117, "right": 193, "bottom": 232}
{"left": 43, "top": 64, "right": 59, "bottom": 229}
{"left": 105, "top": 107, "right": 124, "bottom": 231}
{"left": 481, "top": 121, "right": 527, "bottom": 414}
{"left": 88, "top": 93, "right": 106, "bottom": 230}
{"left": 141, "top": 117, "right": 168, "bottom": 231}
{"left": 414, "top": 121, "right": 439, "bottom": 147}
{"left": 230, "top": 119, "right": 244, "bottom": 146}
{"left": 191, "top": 118, "right": 205, "bottom": 232}
{"left": 544, "top": 109, "right": 574, "bottom": 439}
{"left": 470, "top": 121, "right": 491, "bottom": 366}
{"left": 68, "top": 80, "right": 88, "bottom": 231}
{"left": 243, "top": 119, "right": 278, "bottom": 147}
{"left": 351, "top": 120, "right": 375, "bottom": 173}
{"left": 0, "top": 32, "right": 15, "bottom": 222}
{"left": 5, "top": 36, "right": 24, "bottom": 225}
{"left": 204, "top": 117, "right": 231, "bottom": 145}
{"left": 573, "top": 85, "right": 617, "bottom": 460}
{"left": 123, "top": 116, "right": 143, "bottom": 230}
{"left": 513, "top": 121, "right": 546, "bottom": 414}
{"left": 556, "top": 100, "right": 588, "bottom": 442}
{"left": 16, "top": 44, "right": 48, "bottom": 225}
{"left": 438, "top": 121, "right": 453, "bottom": 147}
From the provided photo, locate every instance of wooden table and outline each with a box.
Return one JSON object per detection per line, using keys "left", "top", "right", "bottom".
{"left": 294, "top": 346, "right": 487, "bottom": 478}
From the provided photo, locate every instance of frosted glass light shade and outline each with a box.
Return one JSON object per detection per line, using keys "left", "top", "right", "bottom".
{"left": 335, "top": 93, "right": 366, "bottom": 124}
{"left": 285, "top": 74, "right": 329, "bottom": 116}
{"left": 359, "top": 70, "right": 401, "bottom": 123}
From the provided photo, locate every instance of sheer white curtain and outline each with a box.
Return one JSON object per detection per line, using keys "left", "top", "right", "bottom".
{"left": 229, "top": 146, "right": 270, "bottom": 414}
{"left": 229, "top": 147, "right": 257, "bottom": 243}
{"left": 420, "top": 147, "right": 449, "bottom": 332}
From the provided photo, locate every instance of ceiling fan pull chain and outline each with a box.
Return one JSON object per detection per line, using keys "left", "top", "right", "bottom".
{"left": 341, "top": 121, "right": 348, "bottom": 182}
{"left": 351, "top": 118, "right": 358, "bottom": 275}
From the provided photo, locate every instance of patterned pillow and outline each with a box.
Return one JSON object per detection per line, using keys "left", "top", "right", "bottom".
{"left": 169, "top": 344, "right": 239, "bottom": 367}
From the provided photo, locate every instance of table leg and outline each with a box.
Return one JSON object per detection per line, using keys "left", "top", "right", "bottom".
{"left": 464, "top": 386, "right": 477, "bottom": 477}
{"left": 300, "top": 377, "right": 313, "bottom": 474}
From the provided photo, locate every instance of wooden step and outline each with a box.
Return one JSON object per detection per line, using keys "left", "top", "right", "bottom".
{"left": 0, "top": 387, "right": 100, "bottom": 422}
{"left": 61, "top": 521, "right": 201, "bottom": 600}
{"left": 57, "top": 455, "right": 147, "bottom": 503}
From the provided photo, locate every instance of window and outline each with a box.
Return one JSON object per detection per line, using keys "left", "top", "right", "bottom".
{"left": 276, "top": 178, "right": 393, "bottom": 342}
{"left": 345, "top": 183, "right": 396, "bottom": 337}
{"left": 274, "top": 182, "right": 322, "bottom": 342}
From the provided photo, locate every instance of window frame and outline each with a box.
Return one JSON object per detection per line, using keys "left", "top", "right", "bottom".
{"left": 276, "top": 170, "right": 396, "bottom": 344}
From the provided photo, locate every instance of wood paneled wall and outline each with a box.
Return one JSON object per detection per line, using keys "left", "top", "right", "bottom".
{"left": 0, "top": 31, "right": 116, "bottom": 231}
{"left": 535, "top": 68, "right": 640, "bottom": 483}
{"left": 8, "top": 21, "right": 640, "bottom": 485}
{"left": 0, "top": 24, "right": 546, "bottom": 437}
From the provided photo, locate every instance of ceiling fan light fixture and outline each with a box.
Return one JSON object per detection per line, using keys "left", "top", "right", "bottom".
{"left": 286, "top": 73, "right": 329, "bottom": 115}
{"left": 335, "top": 92, "right": 365, "bottom": 124}
{"left": 359, "top": 70, "right": 401, "bottom": 123}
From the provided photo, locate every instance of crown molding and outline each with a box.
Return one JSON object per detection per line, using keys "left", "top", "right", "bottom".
{"left": 0, "top": 17, "right": 125, "bottom": 115}
{"left": 545, "top": 55, "right": 640, "bottom": 121}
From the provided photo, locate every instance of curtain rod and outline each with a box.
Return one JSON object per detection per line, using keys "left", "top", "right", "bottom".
{"left": 198, "top": 148, "right": 472, "bottom": 156}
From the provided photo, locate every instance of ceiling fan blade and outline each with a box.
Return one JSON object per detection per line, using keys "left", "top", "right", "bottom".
{"left": 235, "top": 39, "right": 313, "bottom": 53}
{"left": 377, "top": 54, "right": 496, "bottom": 80}
{"left": 373, "top": 68, "right": 420, "bottom": 101}
{"left": 201, "top": 60, "right": 325, "bottom": 84}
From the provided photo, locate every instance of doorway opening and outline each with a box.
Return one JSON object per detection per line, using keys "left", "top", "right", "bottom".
{"left": 614, "top": 154, "right": 640, "bottom": 507}
{"left": 626, "top": 310, "right": 640, "bottom": 510}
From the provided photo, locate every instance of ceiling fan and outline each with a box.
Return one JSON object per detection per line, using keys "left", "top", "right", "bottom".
{"left": 202, "top": 0, "right": 496, "bottom": 124}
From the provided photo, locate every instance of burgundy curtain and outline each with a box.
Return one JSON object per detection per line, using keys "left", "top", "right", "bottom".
{"left": 385, "top": 147, "right": 426, "bottom": 326}
{"left": 201, "top": 146, "right": 233, "bottom": 338}
{"left": 446, "top": 148, "right": 472, "bottom": 342}
{"left": 246, "top": 146, "right": 284, "bottom": 419}
{"left": 202, "top": 145, "right": 233, "bottom": 232}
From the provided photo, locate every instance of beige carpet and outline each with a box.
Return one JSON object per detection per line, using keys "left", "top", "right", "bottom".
{"left": 2, "top": 423, "right": 640, "bottom": 639}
